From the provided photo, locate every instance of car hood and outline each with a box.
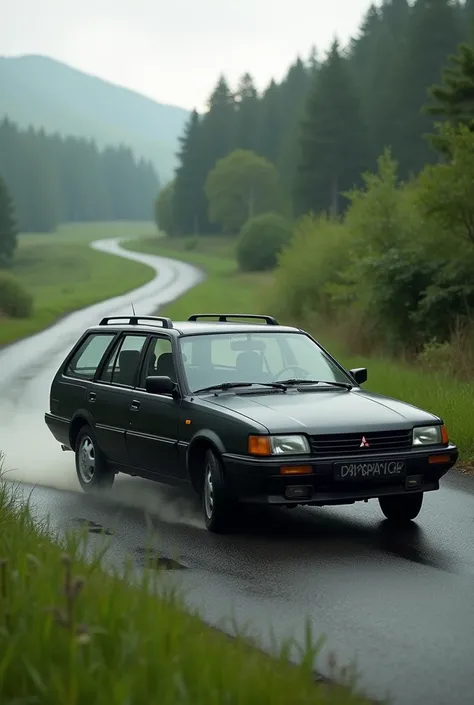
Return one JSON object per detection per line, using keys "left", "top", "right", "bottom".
{"left": 205, "top": 387, "right": 440, "bottom": 434}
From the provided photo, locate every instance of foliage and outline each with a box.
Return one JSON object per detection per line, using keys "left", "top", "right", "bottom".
{"left": 0, "top": 477, "right": 368, "bottom": 705}
{"left": 0, "top": 119, "right": 159, "bottom": 233}
{"left": 0, "top": 174, "right": 18, "bottom": 266}
{"left": 294, "top": 40, "right": 368, "bottom": 217}
{"left": 154, "top": 181, "right": 175, "bottom": 235}
{"left": 0, "top": 271, "right": 33, "bottom": 318}
{"left": 236, "top": 212, "right": 293, "bottom": 271}
{"left": 426, "top": 41, "right": 474, "bottom": 153}
{"left": 169, "top": 0, "right": 473, "bottom": 235}
{"left": 416, "top": 124, "right": 474, "bottom": 245}
{"left": 270, "top": 136, "right": 474, "bottom": 355}
{"left": 270, "top": 215, "right": 353, "bottom": 320}
{"left": 205, "top": 150, "right": 284, "bottom": 234}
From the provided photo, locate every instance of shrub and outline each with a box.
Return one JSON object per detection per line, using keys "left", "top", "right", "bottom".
{"left": 0, "top": 271, "right": 33, "bottom": 318}
{"left": 237, "top": 212, "right": 293, "bottom": 272}
{"left": 269, "top": 214, "right": 353, "bottom": 321}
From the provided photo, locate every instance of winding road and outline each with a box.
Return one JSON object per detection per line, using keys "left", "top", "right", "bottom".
{"left": 1, "top": 237, "right": 474, "bottom": 705}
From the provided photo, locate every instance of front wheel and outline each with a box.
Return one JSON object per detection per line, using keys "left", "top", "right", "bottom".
{"left": 75, "top": 425, "right": 115, "bottom": 493}
{"left": 379, "top": 492, "right": 424, "bottom": 522}
{"left": 202, "top": 449, "right": 236, "bottom": 533}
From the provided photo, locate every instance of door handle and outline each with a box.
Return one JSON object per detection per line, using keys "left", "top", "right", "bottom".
{"left": 88, "top": 391, "right": 96, "bottom": 402}
{"left": 130, "top": 400, "right": 140, "bottom": 411}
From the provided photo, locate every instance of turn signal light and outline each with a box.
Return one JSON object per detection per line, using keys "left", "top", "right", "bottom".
{"left": 248, "top": 435, "right": 271, "bottom": 455}
{"left": 441, "top": 425, "right": 449, "bottom": 444}
{"left": 428, "top": 454, "right": 451, "bottom": 464}
{"left": 280, "top": 466, "right": 312, "bottom": 475}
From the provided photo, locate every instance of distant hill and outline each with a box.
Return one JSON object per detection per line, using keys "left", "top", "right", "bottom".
{"left": 0, "top": 54, "right": 190, "bottom": 183}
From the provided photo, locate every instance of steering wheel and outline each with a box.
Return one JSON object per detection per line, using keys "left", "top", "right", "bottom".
{"left": 273, "top": 365, "right": 309, "bottom": 381}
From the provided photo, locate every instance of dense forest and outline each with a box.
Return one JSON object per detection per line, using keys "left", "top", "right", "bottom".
{"left": 0, "top": 119, "right": 159, "bottom": 233}
{"left": 163, "top": 0, "right": 474, "bottom": 235}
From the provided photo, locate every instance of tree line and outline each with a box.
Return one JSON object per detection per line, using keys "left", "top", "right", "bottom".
{"left": 160, "top": 0, "right": 474, "bottom": 235}
{"left": 0, "top": 118, "right": 159, "bottom": 234}
{"left": 269, "top": 33, "right": 474, "bottom": 373}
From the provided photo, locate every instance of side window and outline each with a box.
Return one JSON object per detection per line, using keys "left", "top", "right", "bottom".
{"left": 139, "top": 337, "right": 174, "bottom": 388}
{"left": 99, "top": 334, "right": 148, "bottom": 386}
{"left": 65, "top": 333, "right": 116, "bottom": 380}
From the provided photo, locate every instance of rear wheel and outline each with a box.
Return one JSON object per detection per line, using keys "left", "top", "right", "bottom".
{"left": 202, "top": 449, "right": 236, "bottom": 533}
{"left": 379, "top": 492, "right": 423, "bottom": 522}
{"left": 75, "top": 425, "right": 115, "bottom": 493}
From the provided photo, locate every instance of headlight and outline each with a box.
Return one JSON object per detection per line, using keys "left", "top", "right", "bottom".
{"left": 248, "top": 434, "right": 310, "bottom": 456}
{"left": 412, "top": 425, "right": 443, "bottom": 446}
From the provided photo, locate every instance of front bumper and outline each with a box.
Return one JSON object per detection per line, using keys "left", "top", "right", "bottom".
{"left": 221, "top": 444, "right": 458, "bottom": 506}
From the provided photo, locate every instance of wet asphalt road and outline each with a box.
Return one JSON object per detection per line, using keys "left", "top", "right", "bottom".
{"left": 1, "top": 238, "right": 474, "bottom": 705}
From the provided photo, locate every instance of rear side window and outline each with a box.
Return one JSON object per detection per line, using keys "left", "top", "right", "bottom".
{"left": 99, "top": 334, "right": 149, "bottom": 386}
{"left": 65, "top": 333, "right": 116, "bottom": 380}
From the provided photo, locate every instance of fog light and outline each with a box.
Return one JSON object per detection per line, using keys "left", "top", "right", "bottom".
{"left": 285, "top": 485, "right": 313, "bottom": 499}
{"left": 405, "top": 475, "right": 423, "bottom": 489}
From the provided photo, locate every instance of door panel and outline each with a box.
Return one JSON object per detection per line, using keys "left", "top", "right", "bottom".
{"left": 124, "top": 335, "right": 181, "bottom": 477}
{"left": 93, "top": 333, "right": 149, "bottom": 463}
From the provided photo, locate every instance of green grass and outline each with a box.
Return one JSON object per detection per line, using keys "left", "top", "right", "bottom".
{"left": 125, "top": 235, "right": 474, "bottom": 466}
{"left": 1, "top": 222, "right": 156, "bottom": 346}
{"left": 0, "top": 473, "right": 368, "bottom": 704}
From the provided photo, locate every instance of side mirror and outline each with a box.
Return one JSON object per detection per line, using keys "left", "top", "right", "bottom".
{"left": 145, "top": 375, "right": 177, "bottom": 396}
{"left": 349, "top": 367, "right": 367, "bottom": 385}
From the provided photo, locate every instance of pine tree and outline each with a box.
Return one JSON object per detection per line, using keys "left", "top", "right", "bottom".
{"left": 426, "top": 41, "right": 474, "bottom": 154}
{"left": 276, "top": 58, "right": 312, "bottom": 192}
{"left": 390, "top": 0, "right": 462, "bottom": 176}
{"left": 172, "top": 110, "right": 208, "bottom": 235}
{"left": 294, "top": 40, "right": 368, "bottom": 217}
{"left": 201, "top": 76, "right": 236, "bottom": 166}
{"left": 257, "top": 80, "right": 283, "bottom": 164}
{"left": 0, "top": 174, "right": 19, "bottom": 266}
{"left": 235, "top": 73, "right": 260, "bottom": 152}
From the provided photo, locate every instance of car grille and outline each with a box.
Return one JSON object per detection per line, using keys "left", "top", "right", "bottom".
{"left": 309, "top": 429, "right": 412, "bottom": 457}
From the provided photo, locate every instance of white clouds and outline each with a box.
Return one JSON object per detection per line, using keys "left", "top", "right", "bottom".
{"left": 1, "top": 0, "right": 371, "bottom": 109}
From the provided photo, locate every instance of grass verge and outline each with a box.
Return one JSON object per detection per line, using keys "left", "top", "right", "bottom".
{"left": 0, "top": 469, "right": 368, "bottom": 704}
{"left": 125, "top": 235, "right": 474, "bottom": 466}
{"left": 1, "top": 221, "right": 156, "bottom": 346}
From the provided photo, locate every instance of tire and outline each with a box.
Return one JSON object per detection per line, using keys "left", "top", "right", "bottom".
{"left": 379, "top": 492, "right": 424, "bottom": 522}
{"left": 74, "top": 425, "right": 115, "bottom": 493}
{"left": 202, "top": 449, "right": 236, "bottom": 533}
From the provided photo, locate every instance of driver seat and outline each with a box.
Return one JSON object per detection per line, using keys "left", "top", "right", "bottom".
{"left": 235, "top": 350, "right": 266, "bottom": 382}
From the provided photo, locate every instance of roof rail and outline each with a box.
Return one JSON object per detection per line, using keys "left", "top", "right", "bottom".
{"left": 99, "top": 315, "right": 173, "bottom": 328}
{"left": 187, "top": 313, "right": 279, "bottom": 325}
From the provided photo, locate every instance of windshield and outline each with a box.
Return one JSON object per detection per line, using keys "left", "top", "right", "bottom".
{"left": 179, "top": 332, "right": 350, "bottom": 393}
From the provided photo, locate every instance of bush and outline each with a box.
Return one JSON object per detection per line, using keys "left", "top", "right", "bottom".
{"left": 0, "top": 271, "right": 33, "bottom": 318}
{"left": 269, "top": 214, "right": 353, "bottom": 321}
{"left": 237, "top": 212, "right": 293, "bottom": 272}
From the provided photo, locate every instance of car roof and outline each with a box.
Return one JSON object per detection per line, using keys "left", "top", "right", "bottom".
{"left": 84, "top": 314, "right": 303, "bottom": 337}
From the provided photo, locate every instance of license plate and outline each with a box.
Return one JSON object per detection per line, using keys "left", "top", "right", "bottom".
{"left": 334, "top": 459, "right": 406, "bottom": 481}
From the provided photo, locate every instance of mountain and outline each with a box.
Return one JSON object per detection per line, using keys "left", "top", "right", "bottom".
{"left": 0, "top": 54, "right": 191, "bottom": 183}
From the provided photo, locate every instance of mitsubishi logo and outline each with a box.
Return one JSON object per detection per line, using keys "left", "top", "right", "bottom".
{"left": 360, "top": 435, "right": 370, "bottom": 448}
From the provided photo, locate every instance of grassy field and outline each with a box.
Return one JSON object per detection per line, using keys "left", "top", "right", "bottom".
{"left": 0, "top": 474, "right": 367, "bottom": 704}
{"left": 0, "top": 222, "right": 156, "bottom": 346}
{"left": 125, "top": 235, "right": 474, "bottom": 466}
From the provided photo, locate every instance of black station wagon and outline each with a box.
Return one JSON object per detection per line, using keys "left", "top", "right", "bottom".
{"left": 45, "top": 313, "right": 458, "bottom": 532}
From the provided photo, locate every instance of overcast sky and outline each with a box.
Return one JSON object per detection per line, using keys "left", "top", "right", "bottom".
{"left": 2, "top": 0, "right": 372, "bottom": 110}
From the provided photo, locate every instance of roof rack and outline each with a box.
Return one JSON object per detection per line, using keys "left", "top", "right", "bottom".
{"left": 187, "top": 313, "right": 279, "bottom": 325}
{"left": 99, "top": 315, "right": 173, "bottom": 328}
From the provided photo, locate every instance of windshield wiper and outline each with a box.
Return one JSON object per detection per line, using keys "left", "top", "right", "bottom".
{"left": 194, "top": 381, "right": 287, "bottom": 394}
{"left": 278, "top": 378, "right": 353, "bottom": 390}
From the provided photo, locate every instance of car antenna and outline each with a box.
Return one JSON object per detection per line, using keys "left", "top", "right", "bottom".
{"left": 131, "top": 302, "right": 136, "bottom": 316}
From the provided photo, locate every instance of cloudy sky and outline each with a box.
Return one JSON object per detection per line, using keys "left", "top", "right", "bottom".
{"left": 2, "top": 0, "right": 372, "bottom": 110}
